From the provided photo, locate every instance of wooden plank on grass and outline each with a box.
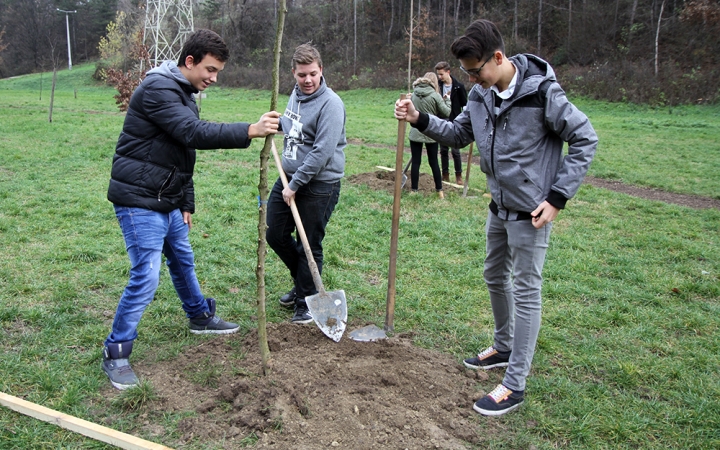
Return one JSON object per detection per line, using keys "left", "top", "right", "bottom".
{"left": 0, "top": 392, "right": 173, "bottom": 450}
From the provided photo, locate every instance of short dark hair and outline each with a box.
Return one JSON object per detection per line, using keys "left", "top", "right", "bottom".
{"left": 178, "top": 29, "right": 229, "bottom": 67}
{"left": 450, "top": 19, "right": 505, "bottom": 61}
{"left": 435, "top": 61, "right": 451, "bottom": 72}
{"left": 292, "top": 43, "right": 323, "bottom": 69}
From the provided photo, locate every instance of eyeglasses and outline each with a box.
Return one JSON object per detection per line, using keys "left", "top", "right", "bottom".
{"left": 460, "top": 54, "right": 494, "bottom": 77}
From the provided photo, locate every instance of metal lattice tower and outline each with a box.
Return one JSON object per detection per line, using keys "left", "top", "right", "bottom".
{"left": 144, "top": 0, "right": 194, "bottom": 68}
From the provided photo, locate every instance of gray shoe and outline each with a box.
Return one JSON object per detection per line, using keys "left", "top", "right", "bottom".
{"left": 189, "top": 298, "right": 240, "bottom": 335}
{"left": 102, "top": 341, "right": 139, "bottom": 390}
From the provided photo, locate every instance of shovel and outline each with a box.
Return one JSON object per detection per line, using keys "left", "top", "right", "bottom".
{"left": 270, "top": 141, "right": 347, "bottom": 342}
{"left": 400, "top": 157, "right": 412, "bottom": 188}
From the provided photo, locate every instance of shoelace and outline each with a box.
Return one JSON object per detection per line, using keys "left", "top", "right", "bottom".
{"left": 487, "top": 384, "right": 512, "bottom": 403}
{"left": 477, "top": 346, "right": 498, "bottom": 359}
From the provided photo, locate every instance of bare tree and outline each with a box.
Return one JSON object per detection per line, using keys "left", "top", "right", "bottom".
{"left": 387, "top": 0, "right": 395, "bottom": 45}
{"left": 256, "top": 0, "right": 287, "bottom": 377}
{"left": 628, "top": 0, "right": 639, "bottom": 49}
{"left": 354, "top": 0, "right": 357, "bottom": 75}
{"left": 537, "top": 0, "right": 543, "bottom": 54}
{"left": 654, "top": 0, "right": 665, "bottom": 76}
{"left": 514, "top": 0, "right": 519, "bottom": 42}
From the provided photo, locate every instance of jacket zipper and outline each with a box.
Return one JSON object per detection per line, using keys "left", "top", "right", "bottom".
{"left": 158, "top": 167, "right": 177, "bottom": 201}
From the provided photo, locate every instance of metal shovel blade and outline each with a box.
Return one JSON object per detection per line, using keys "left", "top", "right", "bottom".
{"left": 306, "top": 289, "right": 347, "bottom": 342}
{"left": 349, "top": 324, "right": 387, "bottom": 342}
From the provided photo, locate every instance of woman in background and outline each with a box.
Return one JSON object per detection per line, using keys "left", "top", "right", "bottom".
{"left": 408, "top": 72, "right": 451, "bottom": 197}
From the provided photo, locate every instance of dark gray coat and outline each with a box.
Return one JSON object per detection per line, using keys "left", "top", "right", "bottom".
{"left": 417, "top": 54, "right": 598, "bottom": 219}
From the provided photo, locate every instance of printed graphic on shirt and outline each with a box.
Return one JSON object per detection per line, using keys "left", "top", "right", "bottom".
{"left": 283, "top": 108, "right": 304, "bottom": 161}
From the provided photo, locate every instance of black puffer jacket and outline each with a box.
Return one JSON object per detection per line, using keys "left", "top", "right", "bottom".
{"left": 108, "top": 61, "right": 252, "bottom": 213}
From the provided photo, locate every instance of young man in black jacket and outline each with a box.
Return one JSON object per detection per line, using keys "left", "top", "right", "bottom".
{"left": 435, "top": 61, "right": 468, "bottom": 184}
{"left": 103, "top": 29, "right": 279, "bottom": 390}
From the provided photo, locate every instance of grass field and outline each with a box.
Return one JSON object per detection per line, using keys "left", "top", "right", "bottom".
{"left": 0, "top": 64, "right": 718, "bottom": 449}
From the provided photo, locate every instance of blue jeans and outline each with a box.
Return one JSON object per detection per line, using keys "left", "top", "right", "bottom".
{"left": 484, "top": 210, "right": 552, "bottom": 392}
{"left": 105, "top": 206, "right": 209, "bottom": 346}
{"left": 266, "top": 178, "right": 341, "bottom": 300}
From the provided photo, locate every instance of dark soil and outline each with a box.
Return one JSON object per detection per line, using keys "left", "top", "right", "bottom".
{"left": 130, "top": 323, "right": 498, "bottom": 449}
{"left": 347, "top": 170, "right": 463, "bottom": 195}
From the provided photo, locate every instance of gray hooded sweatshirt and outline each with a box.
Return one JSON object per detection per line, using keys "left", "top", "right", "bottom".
{"left": 280, "top": 77, "right": 346, "bottom": 192}
{"left": 416, "top": 54, "right": 598, "bottom": 220}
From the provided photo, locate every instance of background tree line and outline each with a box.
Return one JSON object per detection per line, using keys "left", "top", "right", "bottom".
{"left": 0, "top": 0, "right": 718, "bottom": 105}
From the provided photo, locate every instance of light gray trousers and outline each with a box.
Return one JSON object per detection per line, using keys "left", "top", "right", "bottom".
{"left": 484, "top": 211, "right": 552, "bottom": 392}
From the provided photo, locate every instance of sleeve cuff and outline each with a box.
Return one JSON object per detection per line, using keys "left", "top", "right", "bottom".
{"left": 546, "top": 190, "right": 568, "bottom": 209}
{"left": 414, "top": 112, "right": 430, "bottom": 131}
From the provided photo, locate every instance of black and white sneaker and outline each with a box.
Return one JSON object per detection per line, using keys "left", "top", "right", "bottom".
{"left": 188, "top": 298, "right": 240, "bottom": 334}
{"left": 464, "top": 346, "right": 511, "bottom": 370}
{"left": 291, "top": 299, "right": 313, "bottom": 324}
{"left": 473, "top": 384, "right": 524, "bottom": 416}
{"left": 279, "top": 286, "right": 297, "bottom": 308}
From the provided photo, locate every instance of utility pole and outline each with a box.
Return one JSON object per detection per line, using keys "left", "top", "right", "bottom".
{"left": 57, "top": 9, "right": 76, "bottom": 70}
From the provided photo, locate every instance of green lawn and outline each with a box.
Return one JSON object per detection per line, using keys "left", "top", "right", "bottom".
{"left": 0, "top": 64, "right": 718, "bottom": 449}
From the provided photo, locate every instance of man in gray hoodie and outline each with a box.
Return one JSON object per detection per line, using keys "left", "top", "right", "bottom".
{"left": 395, "top": 20, "right": 598, "bottom": 416}
{"left": 267, "top": 44, "right": 346, "bottom": 324}
{"left": 104, "top": 29, "right": 279, "bottom": 390}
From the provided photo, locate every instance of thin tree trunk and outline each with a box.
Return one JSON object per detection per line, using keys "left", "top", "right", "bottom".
{"left": 353, "top": 0, "right": 357, "bottom": 75}
{"left": 48, "top": 66, "right": 56, "bottom": 123}
{"left": 568, "top": 0, "right": 572, "bottom": 59}
{"left": 537, "top": 0, "right": 543, "bottom": 55}
{"left": 442, "top": 0, "right": 447, "bottom": 51}
{"left": 628, "top": 0, "right": 638, "bottom": 49}
{"left": 256, "top": 0, "right": 287, "bottom": 377}
{"left": 454, "top": 0, "right": 460, "bottom": 37}
{"left": 387, "top": 0, "right": 394, "bottom": 45}
{"left": 408, "top": 0, "right": 414, "bottom": 92}
{"left": 514, "top": 0, "right": 519, "bottom": 42}
{"left": 655, "top": 0, "right": 665, "bottom": 76}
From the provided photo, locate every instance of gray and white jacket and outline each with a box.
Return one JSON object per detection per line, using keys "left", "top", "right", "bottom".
{"left": 280, "top": 77, "right": 346, "bottom": 192}
{"left": 415, "top": 54, "right": 598, "bottom": 220}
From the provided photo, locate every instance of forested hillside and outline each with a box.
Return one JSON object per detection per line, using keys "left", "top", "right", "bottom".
{"left": 1, "top": 0, "right": 718, "bottom": 104}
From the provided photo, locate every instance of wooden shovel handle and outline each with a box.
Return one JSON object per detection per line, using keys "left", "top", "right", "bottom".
{"left": 462, "top": 142, "right": 474, "bottom": 197}
{"left": 386, "top": 93, "right": 410, "bottom": 332}
{"left": 270, "top": 140, "right": 326, "bottom": 295}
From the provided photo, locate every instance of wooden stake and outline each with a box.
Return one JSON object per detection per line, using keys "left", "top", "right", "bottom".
{"left": 386, "top": 93, "right": 409, "bottom": 333}
{"left": 462, "top": 142, "right": 474, "bottom": 198}
{"left": 0, "top": 392, "right": 173, "bottom": 450}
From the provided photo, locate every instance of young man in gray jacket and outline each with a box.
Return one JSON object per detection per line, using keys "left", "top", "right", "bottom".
{"left": 395, "top": 19, "right": 598, "bottom": 416}
{"left": 267, "top": 44, "right": 346, "bottom": 324}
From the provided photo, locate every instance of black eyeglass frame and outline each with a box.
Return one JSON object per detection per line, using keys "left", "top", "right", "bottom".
{"left": 459, "top": 54, "right": 494, "bottom": 77}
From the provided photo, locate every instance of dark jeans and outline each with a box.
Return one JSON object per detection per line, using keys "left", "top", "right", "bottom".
{"left": 266, "top": 178, "right": 341, "bottom": 300}
{"left": 440, "top": 145, "right": 462, "bottom": 176}
{"left": 410, "top": 140, "right": 442, "bottom": 191}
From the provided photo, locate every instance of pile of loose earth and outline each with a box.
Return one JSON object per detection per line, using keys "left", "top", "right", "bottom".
{"left": 126, "top": 323, "right": 498, "bottom": 449}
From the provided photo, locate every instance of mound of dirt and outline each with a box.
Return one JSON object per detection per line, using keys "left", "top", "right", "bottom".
{"left": 348, "top": 170, "right": 461, "bottom": 195}
{"left": 135, "top": 323, "right": 494, "bottom": 449}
